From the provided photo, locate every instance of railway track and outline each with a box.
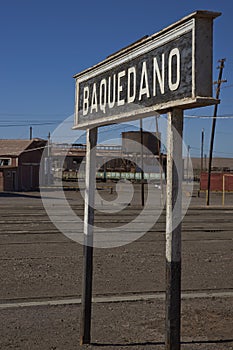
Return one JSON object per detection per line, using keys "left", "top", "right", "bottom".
{"left": 1, "top": 288, "right": 233, "bottom": 309}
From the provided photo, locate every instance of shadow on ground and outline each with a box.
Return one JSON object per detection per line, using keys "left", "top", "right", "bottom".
{"left": 0, "top": 191, "right": 41, "bottom": 199}
{"left": 92, "top": 338, "right": 233, "bottom": 347}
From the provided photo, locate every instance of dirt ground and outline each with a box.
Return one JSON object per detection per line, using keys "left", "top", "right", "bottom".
{"left": 0, "top": 183, "right": 233, "bottom": 349}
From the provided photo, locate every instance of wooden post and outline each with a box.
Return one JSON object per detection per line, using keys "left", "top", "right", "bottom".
{"left": 30, "top": 126, "right": 33, "bottom": 140}
{"left": 47, "top": 132, "right": 51, "bottom": 186}
{"left": 80, "top": 127, "right": 97, "bottom": 345}
{"left": 200, "top": 128, "right": 204, "bottom": 175}
{"left": 199, "top": 129, "right": 204, "bottom": 196}
{"left": 155, "top": 116, "right": 164, "bottom": 205}
{"left": 140, "top": 118, "right": 144, "bottom": 206}
{"left": 206, "top": 58, "right": 226, "bottom": 206}
{"left": 186, "top": 145, "right": 190, "bottom": 182}
{"left": 222, "top": 174, "right": 225, "bottom": 206}
{"left": 165, "top": 108, "right": 183, "bottom": 350}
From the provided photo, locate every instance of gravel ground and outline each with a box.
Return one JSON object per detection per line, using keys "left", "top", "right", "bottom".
{"left": 0, "top": 298, "right": 233, "bottom": 350}
{"left": 0, "top": 184, "right": 233, "bottom": 349}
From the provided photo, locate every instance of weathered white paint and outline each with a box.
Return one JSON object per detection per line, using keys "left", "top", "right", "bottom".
{"left": 166, "top": 108, "right": 184, "bottom": 263}
{"left": 75, "top": 20, "right": 193, "bottom": 83}
{"left": 74, "top": 11, "right": 220, "bottom": 129}
{"left": 74, "top": 96, "right": 218, "bottom": 130}
{"left": 83, "top": 128, "right": 97, "bottom": 242}
{"left": 168, "top": 48, "right": 180, "bottom": 91}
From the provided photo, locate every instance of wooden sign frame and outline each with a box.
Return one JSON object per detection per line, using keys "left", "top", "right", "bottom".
{"left": 74, "top": 11, "right": 220, "bottom": 130}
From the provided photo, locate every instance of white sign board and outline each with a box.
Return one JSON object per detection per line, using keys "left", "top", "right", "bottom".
{"left": 73, "top": 11, "right": 220, "bottom": 129}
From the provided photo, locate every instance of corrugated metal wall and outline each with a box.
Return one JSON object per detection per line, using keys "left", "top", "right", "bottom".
{"left": 200, "top": 172, "right": 233, "bottom": 191}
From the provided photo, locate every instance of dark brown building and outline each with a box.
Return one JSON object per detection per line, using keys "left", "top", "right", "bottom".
{"left": 122, "top": 131, "right": 161, "bottom": 155}
{"left": 0, "top": 139, "right": 46, "bottom": 192}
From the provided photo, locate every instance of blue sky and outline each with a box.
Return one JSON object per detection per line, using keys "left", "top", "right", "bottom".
{"left": 0, "top": 0, "right": 233, "bottom": 157}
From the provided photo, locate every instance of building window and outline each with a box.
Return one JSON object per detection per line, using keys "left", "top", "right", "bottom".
{"left": 0, "top": 158, "right": 11, "bottom": 166}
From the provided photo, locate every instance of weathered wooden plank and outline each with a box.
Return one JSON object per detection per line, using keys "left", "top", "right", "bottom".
{"left": 165, "top": 108, "right": 183, "bottom": 350}
{"left": 74, "top": 11, "right": 220, "bottom": 129}
{"left": 80, "top": 127, "right": 97, "bottom": 345}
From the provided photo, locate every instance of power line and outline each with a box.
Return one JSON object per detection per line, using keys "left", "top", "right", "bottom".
{"left": 2, "top": 114, "right": 233, "bottom": 128}
{"left": 0, "top": 113, "right": 69, "bottom": 117}
{"left": 222, "top": 84, "right": 233, "bottom": 89}
{"left": 0, "top": 120, "right": 74, "bottom": 127}
{"left": 184, "top": 114, "right": 233, "bottom": 119}
{"left": 191, "top": 146, "right": 233, "bottom": 156}
{"left": 0, "top": 122, "right": 59, "bottom": 127}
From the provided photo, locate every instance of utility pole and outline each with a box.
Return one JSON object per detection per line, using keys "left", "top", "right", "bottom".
{"left": 47, "top": 132, "right": 51, "bottom": 185}
{"left": 140, "top": 118, "right": 144, "bottom": 206}
{"left": 206, "top": 59, "right": 226, "bottom": 206}
{"left": 200, "top": 128, "right": 204, "bottom": 175}
{"left": 186, "top": 145, "right": 190, "bottom": 182}
{"left": 199, "top": 129, "right": 204, "bottom": 195}
{"left": 155, "top": 116, "right": 164, "bottom": 205}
